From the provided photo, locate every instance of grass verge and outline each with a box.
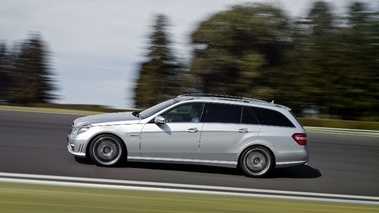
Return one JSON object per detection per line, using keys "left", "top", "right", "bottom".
{"left": 0, "top": 182, "right": 377, "bottom": 213}
{"left": 299, "top": 118, "right": 379, "bottom": 131}
{"left": 0, "top": 105, "right": 105, "bottom": 115}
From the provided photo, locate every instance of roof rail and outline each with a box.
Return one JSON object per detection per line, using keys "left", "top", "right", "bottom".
{"left": 179, "top": 93, "right": 269, "bottom": 104}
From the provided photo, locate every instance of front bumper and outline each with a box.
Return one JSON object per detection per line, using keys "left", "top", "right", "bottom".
{"left": 67, "top": 133, "right": 87, "bottom": 158}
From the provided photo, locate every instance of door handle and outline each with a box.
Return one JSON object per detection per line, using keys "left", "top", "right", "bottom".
{"left": 238, "top": 128, "right": 249, "bottom": 133}
{"left": 187, "top": 128, "right": 198, "bottom": 133}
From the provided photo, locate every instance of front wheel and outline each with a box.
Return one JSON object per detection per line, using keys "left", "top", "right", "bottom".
{"left": 89, "top": 134, "right": 126, "bottom": 166}
{"left": 239, "top": 146, "right": 273, "bottom": 177}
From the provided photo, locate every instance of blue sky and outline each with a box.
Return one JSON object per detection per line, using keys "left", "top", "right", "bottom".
{"left": 1, "top": 0, "right": 376, "bottom": 109}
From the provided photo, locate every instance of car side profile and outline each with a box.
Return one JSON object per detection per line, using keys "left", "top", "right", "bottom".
{"left": 67, "top": 94, "right": 309, "bottom": 177}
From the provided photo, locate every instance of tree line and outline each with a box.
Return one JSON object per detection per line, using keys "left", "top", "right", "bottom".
{"left": 1, "top": 1, "right": 378, "bottom": 121}
{"left": 0, "top": 33, "right": 57, "bottom": 104}
{"left": 134, "top": 1, "right": 379, "bottom": 121}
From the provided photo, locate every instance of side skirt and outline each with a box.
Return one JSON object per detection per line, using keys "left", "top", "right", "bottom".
{"left": 127, "top": 156, "right": 237, "bottom": 168}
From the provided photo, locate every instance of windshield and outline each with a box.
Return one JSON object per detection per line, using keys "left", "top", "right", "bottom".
{"left": 138, "top": 98, "right": 179, "bottom": 119}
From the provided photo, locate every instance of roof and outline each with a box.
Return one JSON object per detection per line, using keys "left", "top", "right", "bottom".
{"left": 177, "top": 94, "right": 291, "bottom": 110}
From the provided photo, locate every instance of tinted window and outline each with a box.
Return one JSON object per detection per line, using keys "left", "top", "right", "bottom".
{"left": 250, "top": 107, "right": 294, "bottom": 127}
{"left": 139, "top": 99, "right": 178, "bottom": 119}
{"left": 161, "top": 103, "right": 205, "bottom": 123}
{"left": 242, "top": 107, "right": 259, "bottom": 124}
{"left": 203, "top": 103, "right": 241, "bottom": 123}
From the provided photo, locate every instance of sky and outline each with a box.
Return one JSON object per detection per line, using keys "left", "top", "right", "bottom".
{"left": 1, "top": 0, "right": 376, "bottom": 109}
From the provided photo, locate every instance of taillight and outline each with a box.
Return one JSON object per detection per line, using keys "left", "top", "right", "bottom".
{"left": 292, "top": 133, "right": 307, "bottom": 145}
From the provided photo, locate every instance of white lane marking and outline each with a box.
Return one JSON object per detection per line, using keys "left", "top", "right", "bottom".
{"left": 0, "top": 172, "right": 378, "bottom": 205}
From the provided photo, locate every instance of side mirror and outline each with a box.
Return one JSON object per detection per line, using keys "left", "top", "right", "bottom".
{"left": 154, "top": 116, "right": 166, "bottom": 124}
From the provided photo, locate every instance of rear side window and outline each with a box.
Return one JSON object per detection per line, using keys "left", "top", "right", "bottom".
{"left": 203, "top": 103, "right": 241, "bottom": 123}
{"left": 250, "top": 107, "right": 295, "bottom": 127}
{"left": 242, "top": 107, "right": 259, "bottom": 124}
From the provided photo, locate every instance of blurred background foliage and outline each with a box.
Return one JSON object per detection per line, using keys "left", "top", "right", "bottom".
{"left": 135, "top": 1, "right": 379, "bottom": 121}
{"left": 0, "top": 33, "right": 57, "bottom": 104}
{"left": 134, "top": 15, "right": 185, "bottom": 108}
{"left": 0, "top": 1, "right": 378, "bottom": 121}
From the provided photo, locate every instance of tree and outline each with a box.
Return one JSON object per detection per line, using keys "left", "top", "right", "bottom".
{"left": 285, "top": 1, "right": 379, "bottom": 120}
{"left": 186, "top": 1, "right": 379, "bottom": 120}
{"left": 369, "top": 7, "right": 379, "bottom": 119}
{"left": 0, "top": 43, "right": 10, "bottom": 101}
{"left": 189, "top": 4, "right": 294, "bottom": 102}
{"left": 302, "top": 1, "right": 341, "bottom": 115}
{"left": 7, "top": 33, "right": 57, "bottom": 104}
{"left": 339, "top": 2, "right": 379, "bottom": 119}
{"left": 134, "top": 15, "right": 184, "bottom": 108}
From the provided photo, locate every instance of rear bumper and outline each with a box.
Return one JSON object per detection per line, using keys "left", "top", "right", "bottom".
{"left": 275, "top": 160, "right": 308, "bottom": 168}
{"left": 275, "top": 149, "right": 309, "bottom": 168}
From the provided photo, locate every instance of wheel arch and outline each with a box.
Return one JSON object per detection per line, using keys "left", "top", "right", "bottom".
{"left": 237, "top": 144, "right": 276, "bottom": 168}
{"left": 86, "top": 132, "right": 128, "bottom": 160}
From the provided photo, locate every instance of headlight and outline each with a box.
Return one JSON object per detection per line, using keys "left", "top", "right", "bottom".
{"left": 72, "top": 124, "right": 93, "bottom": 134}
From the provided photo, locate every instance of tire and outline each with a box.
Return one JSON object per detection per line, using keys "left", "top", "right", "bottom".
{"left": 89, "top": 134, "right": 126, "bottom": 166}
{"left": 239, "top": 146, "right": 273, "bottom": 177}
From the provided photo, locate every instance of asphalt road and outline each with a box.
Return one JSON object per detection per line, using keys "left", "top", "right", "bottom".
{"left": 0, "top": 109, "right": 378, "bottom": 197}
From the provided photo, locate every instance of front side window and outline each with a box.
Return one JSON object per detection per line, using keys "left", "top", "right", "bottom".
{"left": 161, "top": 103, "right": 205, "bottom": 123}
{"left": 203, "top": 103, "right": 242, "bottom": 123}
{"left": 139, "top": 99, "right": 179, "bottom": 119}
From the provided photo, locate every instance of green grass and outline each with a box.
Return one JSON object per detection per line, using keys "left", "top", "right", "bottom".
{"left": 0, "top": 103, "right": 130, "bottom": 115}
{"left": 0, "top": 104, "right": 125, "bottom": 115}
{"left": 299, "top": 118, "right": 379, "bottom": 131}
{"left": 0, "top": 182, "right": 377, "bottom": 213}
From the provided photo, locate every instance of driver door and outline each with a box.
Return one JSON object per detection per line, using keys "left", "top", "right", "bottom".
{"left": 139, "top": 103, "right": 205, "bottom": 160}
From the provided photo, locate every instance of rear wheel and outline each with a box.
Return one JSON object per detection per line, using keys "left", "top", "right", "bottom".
{"left": 239, "top": 146, "right": 273, "bottom": 177}
{"left": 89, "top": 134, "right": 126, "bottom": 166}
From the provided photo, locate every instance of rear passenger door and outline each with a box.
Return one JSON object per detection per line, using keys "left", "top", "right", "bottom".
{"left": 199, "top": 103, "right": 261, "bottom": 163}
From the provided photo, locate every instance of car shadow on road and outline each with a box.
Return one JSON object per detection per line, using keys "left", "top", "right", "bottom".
{"left": 126, "top": 161, "right": 243, "bottom": 176}
{"left": 269, "top": 165, "right": 322, "bottom": 179}
{"left": 74, "top": 156, "right": 94, "bottom": 165}
{"left": 74, "top": 157, "right": 321, "bottom": 179}
{"left": 125, "top": 162, "right": 321, "bottom": 179}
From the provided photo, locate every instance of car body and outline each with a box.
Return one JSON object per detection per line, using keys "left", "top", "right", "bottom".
{"left": 67, "top": 94, "right": 309, "bottom": 177}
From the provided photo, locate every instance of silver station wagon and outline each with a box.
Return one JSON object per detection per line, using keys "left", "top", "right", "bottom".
{"left": 67, "top": 94, "right": 309, "bottom": 177}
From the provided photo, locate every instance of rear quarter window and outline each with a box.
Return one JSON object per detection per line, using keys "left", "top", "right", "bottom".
{"left": 250, "top": 107, "right": 295, "bottom": 127}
